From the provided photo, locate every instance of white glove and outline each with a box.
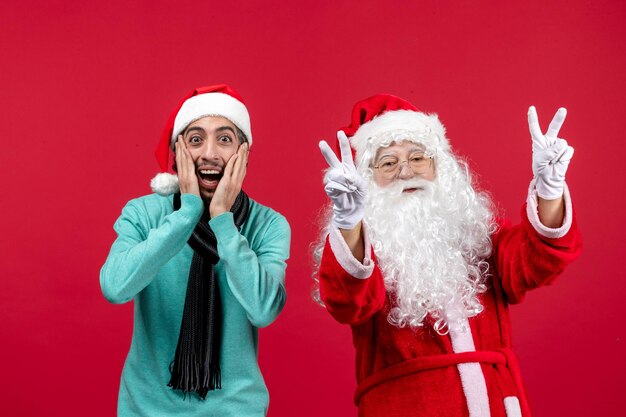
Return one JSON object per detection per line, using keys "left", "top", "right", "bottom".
{"left": 528, "top": 106, "right": 575, "bottom": 200}
{"left": 319, "top": 131, "right": 368, "bottom": 230}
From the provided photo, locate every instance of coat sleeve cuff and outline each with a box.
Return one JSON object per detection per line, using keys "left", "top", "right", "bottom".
{"left": 327, "top": 223, "right": 375, "bottom": 279}
{"left": 526, "top": 178, "right": 573, "bottom": 239}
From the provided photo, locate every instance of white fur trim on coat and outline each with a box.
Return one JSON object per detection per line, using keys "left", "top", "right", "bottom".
{"left": 348, "top": 110, "right": 449, "bottom": 170}
{"left": 503, "top": 396, "right": 522, "bottom": 417}
{"left": 328, "top": 224, "right": 374, "bottom": 279}
{"left": 526, "top": 178, "right": 573, "bottom": 239}
{"left": 449, "top": 319, "right": 492, "bottom": 417}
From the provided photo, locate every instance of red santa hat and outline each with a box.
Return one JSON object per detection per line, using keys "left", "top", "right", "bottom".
{"left": 151, "top": 84, "right": 252, "bottom": 195}
{"left": 339, "top": 94, "right": 449, "bottom": 170}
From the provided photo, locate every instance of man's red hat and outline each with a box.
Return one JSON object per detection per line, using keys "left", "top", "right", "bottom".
{"left": 151, "top": 84, "right": 252, "bottom": 195}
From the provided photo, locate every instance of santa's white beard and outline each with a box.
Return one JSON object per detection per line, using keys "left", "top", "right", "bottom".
{"left": 365, "top": 176, "right": 494, "bottom": 334}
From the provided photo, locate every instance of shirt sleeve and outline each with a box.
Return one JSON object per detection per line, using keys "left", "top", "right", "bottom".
{"left": 492, "top": 184, "right": 582, "bottom": 304}
{"left": 99, "top": 194, "right": 204, "bottom": 304}
{"left": 209, "top": 211, "right": 291, "bottom": 328}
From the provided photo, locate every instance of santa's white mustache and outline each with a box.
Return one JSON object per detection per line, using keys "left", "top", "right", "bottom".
{"left": 371, "top": 178, "right": 435, "bottom": 198}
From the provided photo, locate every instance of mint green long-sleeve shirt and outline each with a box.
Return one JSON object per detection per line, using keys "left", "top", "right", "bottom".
{"left": 100, "top": 193, "right": 290, "bottom": 417}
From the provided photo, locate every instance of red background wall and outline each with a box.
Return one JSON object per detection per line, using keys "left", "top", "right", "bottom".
{"left": 1, "top": 1, "right": 624, "bottom": 416}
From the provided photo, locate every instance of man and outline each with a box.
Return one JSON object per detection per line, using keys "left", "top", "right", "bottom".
{"left": 101, "top": 84, "right": 290, "bottom": 416}
{"left": 314, "top": 94, "right": 581, "bottom": 417}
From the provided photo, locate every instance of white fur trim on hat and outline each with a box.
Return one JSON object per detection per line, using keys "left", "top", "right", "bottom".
{"left": 150, "top": 173, "right": 179, "bottom": 196}
{"left": 172, "top": 92, "right": 252, "bottom": 147}
{"left": 349, "top": 110, "right": 448, "bottom": 170}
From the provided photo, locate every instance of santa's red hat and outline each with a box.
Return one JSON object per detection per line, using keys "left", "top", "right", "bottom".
{"left": 339, "top": 94, "right": 449, "bottom": 171}
{"left": 151, "top": 84, "right": 252, "bottom": 195}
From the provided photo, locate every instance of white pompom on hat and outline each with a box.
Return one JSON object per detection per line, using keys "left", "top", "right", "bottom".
{"left": 338, "top": 94, "right": 449, "bottom": 172}
{"left": 151, "top": 84, "right": 252, "bottom": 196}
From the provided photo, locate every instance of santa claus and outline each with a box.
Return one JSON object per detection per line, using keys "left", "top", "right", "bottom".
{"left": 313, "top": 94, "right": 582, "bottom": 417}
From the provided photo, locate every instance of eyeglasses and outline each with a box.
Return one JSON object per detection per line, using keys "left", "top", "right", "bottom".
{"left": 372, "top": 152, "right": 433, "bottom": 179}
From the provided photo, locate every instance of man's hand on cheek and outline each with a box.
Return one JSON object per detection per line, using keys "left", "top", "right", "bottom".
{"left": 209, "top": 142, "right": 249, "bottom": 218}
{"left": 175, "top": 137, "right": 200, "bottom": 198}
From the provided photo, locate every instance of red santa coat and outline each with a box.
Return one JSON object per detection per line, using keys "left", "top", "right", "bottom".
{"left": 318, "top": 186, "right": 582, "bottom": 417}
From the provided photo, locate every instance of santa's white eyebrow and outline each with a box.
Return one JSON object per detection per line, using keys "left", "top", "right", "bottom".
{"left": 377, "top": 146, "right": 424, "bottom": 159}
{"left": 376, "top": 152, "right": 398, "bottom": 159}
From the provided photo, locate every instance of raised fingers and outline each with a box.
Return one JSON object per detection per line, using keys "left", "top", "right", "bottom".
{"left": 546, "top": 107, "right": 567, "bottom": 140}
{"left": 319, "top": 140, "right": 341, "bottom": 168}
{"left": 527, "top": 106, "right": 544, "bottom": 140}
{"left": 337, "top": 131, "right": 355, "bottom": 167}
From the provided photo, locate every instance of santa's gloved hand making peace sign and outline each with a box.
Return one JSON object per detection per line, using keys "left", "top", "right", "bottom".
{"left": 528, "top": 106, "right": 574, "bottom": 201}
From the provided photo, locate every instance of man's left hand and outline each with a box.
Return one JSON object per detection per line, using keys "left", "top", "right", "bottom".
{"left": 209, "top": 142, "right": 249, "bottom": 218}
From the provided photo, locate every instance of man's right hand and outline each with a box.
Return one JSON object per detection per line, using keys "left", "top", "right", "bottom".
{"left": 175, "top": 136, "right": 200, "bottom": 197}
{"left": 319, "top": 131, "right": 368, "bottom": 230}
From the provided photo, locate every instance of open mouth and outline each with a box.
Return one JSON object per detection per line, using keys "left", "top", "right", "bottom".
{"left": 198, "top": 169, "right": 223, "bottom": 188}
